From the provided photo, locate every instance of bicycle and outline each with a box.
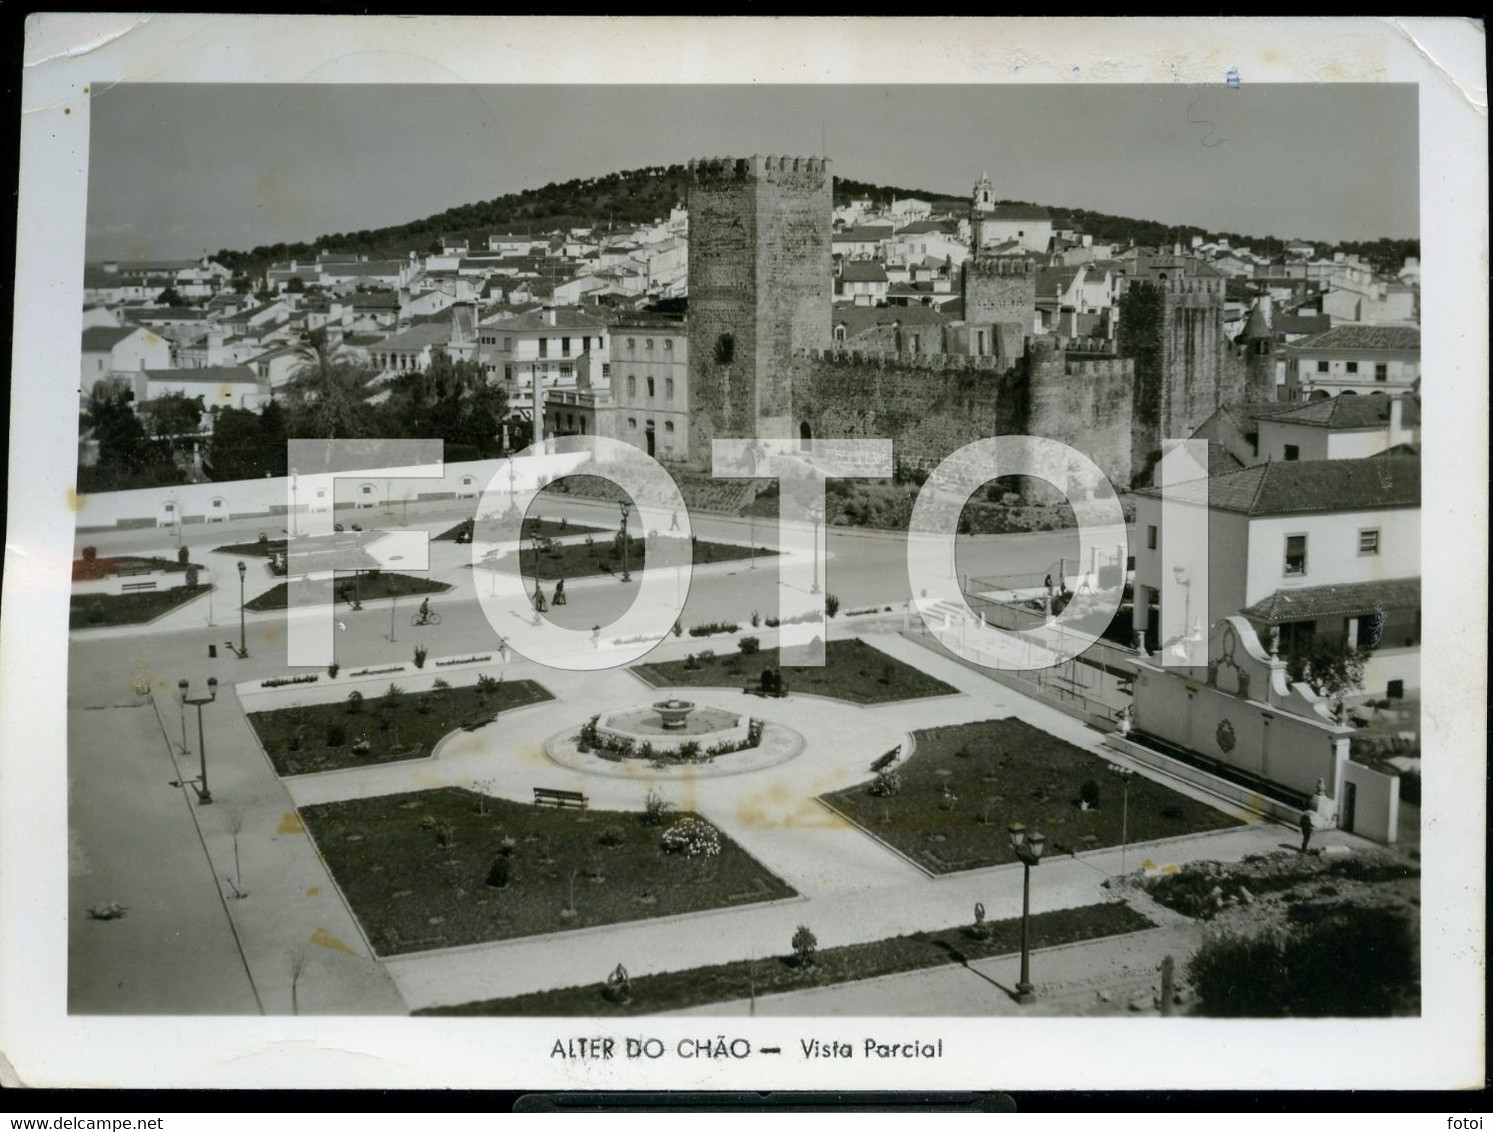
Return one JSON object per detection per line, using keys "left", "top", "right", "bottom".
{"left": 411, "top": 610, "right": 442, "bottom": 627}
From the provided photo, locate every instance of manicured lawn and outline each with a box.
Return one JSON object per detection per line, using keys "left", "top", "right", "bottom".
{"left": 215, "top": 538, "right": 287, "bottom": 558}
{"left": 247, "top": 678, "right": 553, "bottom": 776}
{"left": 70, "top": 585, "right": 214, "bottom": 629}
{"left": 244, "top": 571, "right": 450, "bottom": 612}
{"left": 633, "top": 637, "right": 959, "bottom": 705}
{"left": 300, "top": 788, "right": 798, "bottom": 956}
{"left": 72, "top": 554, "right": 196, "bottom": 582}
{"left": 418, "top": 900, "right": 1155, "bottom": 1015}
{"left": 821, "top": 717, "right": 1241, "bottom": 874}
{"left": 436, "top": 516, "right": 607, "bottom": 542}
{"left": 483, "top": 534, "right": 774, "bottom": 582}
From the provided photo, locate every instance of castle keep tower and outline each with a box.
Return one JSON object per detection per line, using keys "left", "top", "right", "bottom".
{"left": 1118, "top": 273, "right": 1245, "bottom": 483}
{"left": 686, "top": 156, "right": 832, "bottom": 458}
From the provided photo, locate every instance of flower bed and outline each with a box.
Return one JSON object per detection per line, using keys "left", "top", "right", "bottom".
{"left": 246, "top": 679, "right": 553, "bottom": 776}
{"left": 69, "top": 585, "right": 214, "bottom": 629}
{"left": 418, "top": 901, "right": 1155, "bottom": 1015}
{"left": 299, "top": 788, "right": 796, "bottom": 955}
{"left": 436, "top": 655, "right": 493, "bottom": 667}
{"left": 244, "top": 572, "right": 450, "bottom": 612}
{"left": 633, "top": 638, "right": 958, "bottom": 706}
{"left": 820, "top": 716, "right": 1241, "bottom": 875}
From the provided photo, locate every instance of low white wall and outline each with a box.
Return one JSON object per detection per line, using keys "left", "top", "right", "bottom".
{"left": 74, "top": 453, "right": 593, "bottom": 533}
{"left": 1338, "top": 760, "right": 1400, "bottom": 844}
{"left": 1132, "top": 665, "right": 1349, "bottom": 800}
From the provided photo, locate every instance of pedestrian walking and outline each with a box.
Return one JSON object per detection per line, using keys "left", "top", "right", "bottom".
{"left": 670, "top": 509, "right": 680, "bottom": 532}
{"left": 497, "top": 636, "right": 509, "bottom": 663}
{"left": 1298, "top": 808, "right": 1315, "bottom": 853}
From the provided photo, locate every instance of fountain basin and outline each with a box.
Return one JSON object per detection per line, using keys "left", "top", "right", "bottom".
{"left": 653, "top": 699, "right": 696, "bottom": 730}
{"left": 595, "top": 704, "right": 748, "bottom": 755}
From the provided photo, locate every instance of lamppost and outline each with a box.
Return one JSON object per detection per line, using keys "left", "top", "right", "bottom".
{"left": 1107, "top": 763, "right": 1136, "bottom": 874}
{"left": 232, "top": 560, "right": 248, "bottom": 658}
{"left": 1008, "top": 822, "right": 1047, "bottom": 1005}
{"left": 619, "top": 501, "right": 632, "bottom": 583}
{"left": 174, "top": 677, "right": 219, "bottom": 804}
{"left": 810, "top": 505, "right": 822, "bottom": 596}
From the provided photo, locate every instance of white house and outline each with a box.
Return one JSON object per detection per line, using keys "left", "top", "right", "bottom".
{"left": 1283, "top": 324, "right": 1420, "bottom": 400}
{"left": 1134, "top": 455, "right": 1421, "bottom": 698}
{"left": 80, "top": 325, "right": 172, "bottom": 397}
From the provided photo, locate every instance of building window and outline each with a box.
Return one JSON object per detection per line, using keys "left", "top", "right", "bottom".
{"left": 627, "top": 337, "right": 635, "bottom": 350}
{"left": 646, "top": 338, "right": 654, "bottom": 352}
{"left": 504, "top": 364, "right": 513, "bottom": 382}
{"left": 664, "top": 340, "right": 673, "bottom": 352}
{"left": 538, "top": 338, "right": 548, "bottom": 358}
{"left": 665, "top": 377, "right": 674, "bottom": 400}
{"left": 1316, "top": 360, "right": 1329, "bottom": 373}
{"left": 627, "top": 417, "right": 637, "bottom": 430}
{"left": 1284, "top": 534, "right": 1308, "bottom": 577}
{"left": 562, "top": 337, "right": 571, "bottom": 357}
{"left": 664, "top": 421, "right": 674, "bottom": 433}
{"left": 627, "top": 376, "right": 637, "bottom": 397}
{"left": 1146, "top": 525, "right": 1157, "bottom": 550}
{"left": 1345, "top": 361, "right": 1358, "bottom": 374}
{"left": 504, "top": 337, "right": 513, "bottom": 350}
{"left": 559, "top": 365, "right": 573, "bottom": 380}
{"left": 1283, "top": 444, "right": 1300, "bottom": 461}
{"left": 647, "top": 377, "right": 655, "bottom": 398}
{"left": 1375, "top": 363, "right": 1388, "bottom": 382}
{"left": 834, "top": 325, "right": 846, "bottom": 342}
{"left": 1358, "top": 528, "right": 1380, "bottom": 556}
{"left": 715, "top": 333, "right": 735, "bottom": 365}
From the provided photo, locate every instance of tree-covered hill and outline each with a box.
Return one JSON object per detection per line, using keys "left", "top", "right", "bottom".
{"left": 211, "top": 165, "right": 1416, "bottom": 279}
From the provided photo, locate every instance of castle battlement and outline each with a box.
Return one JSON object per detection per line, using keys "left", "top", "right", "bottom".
{"left": 1027, "top": 334, "right": 1118, "bottom": 357}
{"left": 1125, "top": 275, "right": 1225, "bottom": 297}
{"left": 1066, "top": 358, "right": 1134, "bottom": 379}
{"left": 688, "top": 155, "right": 831, "bottom": 183}
{"left": 965, "top": 256, "right": 1034, "bottom": 276}
{"left": 799, "top": 347, "right": 1005, "bottom": 372}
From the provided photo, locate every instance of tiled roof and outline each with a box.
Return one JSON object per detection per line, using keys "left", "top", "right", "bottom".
{"left": 324, "top": 262, "right": 404, "bottom": 277}
{"left": 143, "top": 365, "right": 259, "bottom": 384}
{"left": 479, "top": 308, "right": 607, "bottom": 333}
{"left": 896, "top": 220, "right": 952, "bottom": 235}
{"left": 833, "top": 226, "right": 894, "bottom": 242}
{"left": 980, "top": 204, "right": 1051, "bottom": 221}
{"left": 349, "top": 292, "right": 401, "bottom": 309}
{"left": 1243, "top": 577, "right": 1420, "bottom": 624}
{"left": 1274, "top": 312, "right": 1332, "bottom": 337}
{"left": 1267, "top": 393, "right": 1420, "bottom": 430}
{"left": 81, "top": 326, "right": 137, "bottom": 351}
{"left": 1140, "top": 455, "right": 1420, "bottom": 516}
{"left": 372, "top": 324, "right": 454, "bottom": 352}
{"left": 841, "top": 261, "right": 888, "bottom": 283}
{"left": 1290, "top": 325, "right": 1420, "bottom": 353}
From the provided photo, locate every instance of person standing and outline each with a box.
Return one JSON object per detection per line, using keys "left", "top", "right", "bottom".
{"left": 1298, "top": 808, "right": 1315, "bottom": 853}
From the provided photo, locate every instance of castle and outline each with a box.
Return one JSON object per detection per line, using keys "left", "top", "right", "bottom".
{"left": 685, "top": 157, "right": 1251, "bottom": 490}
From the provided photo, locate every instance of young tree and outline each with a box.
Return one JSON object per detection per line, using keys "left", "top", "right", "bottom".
{"left": 155, "top": 286, "right": 187, "bottom": 307}
{"left": 139, "top": 391, "right": 205, "bottom": 452}
{"left": 1285, "top": 634, "right": 1369, "bottom": 712}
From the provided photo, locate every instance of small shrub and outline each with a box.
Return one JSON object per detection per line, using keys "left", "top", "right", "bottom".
{"left": 485, "top": 856, "right": 511, "bottom": 888}
{"left": 435, "top": 821, "right": 456, "bottom": 848}
{"left": 432, "top": 677, "right": 450, "bottom": 690}
{"left": 678, "top": 739, "right": 702, "bottom": 761}
{"left": 638, "top": 741, "right": 655, "bottom": 761}
{"left": 476, "top": 673, "right": 501, "bottom": 695}
{"left": 87, "top": 601, "right": 105, "bottom": 624}
{"left": 672, "top": 621, "right": 683, "bottom": 637}
{"left": 869, "top": 769, "right": 903, "bottom": 797}
{"left": 384, "top": 683, "right": 404, "bottom": 704}
{"left": 327, "top": 662, "right": 340, "bottom": 678}
{"left": 351, "top": 735, "right": 371, "bottom": 757}
{"left": 661, "top": 817, "right": 721, "bottom": 858}
{"left": 643, "top": 788, "right": 673, "bottom": 826}
{"left": 739, "top": 635, "right": 761, "bottom": 656}
{"left": 825, "top": 593, "right": 840, "bottom": 618}
{"left": 878, "top": 663, "right": 894, "bottom": 685}
{"left": 697, "top": 649, "right": 716, "bottom": 662}
{"left": 185, "top": 564, "right": 201, "bottom": 589}
{"left": 324, "top": 722, "right": 347, "bottom": 748}
{"left": 82, "top": 546, "right": 97, "bottom": 561}
{"left": 1079, "top": 779, "right": 1102, "bottom": 809}
{"left": 413, "top": 645, "right": 428, "bottom": 669}
{"left": 598, "top": 826, "right": 625, "bottom": 848}
{"left": 683, "top": 653, "right": 700, "bottom": 670}
{"left": 750, "top": 611, "right": 761, "bottom": 627}
{"left": 416, "top": 695, "right": 433, "bottom": 715}
{"left": 603, "top": 962, "right": 632, "bottom": 1003}
{"left": 346, "top": 689, "right": 364, "bottom": 714}
{"left": 177, "top": 546, "right": 190, "bottom": 567}
{"left": 792, "top": 925, "right": 818, "bottom": 968}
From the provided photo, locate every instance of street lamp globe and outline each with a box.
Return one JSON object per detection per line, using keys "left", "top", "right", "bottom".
{"left": 237, "top": 560, "right": 247, "bottom": 581}
{"left": 178, "top": 678, "right": 189, "bottom": 695}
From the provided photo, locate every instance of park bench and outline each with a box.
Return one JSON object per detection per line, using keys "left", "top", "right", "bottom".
{"left": 743, "top": 682, "right": 790, "bottom": 698}
{"left": 533, "top": 787, "right": 588, "bottom": 810}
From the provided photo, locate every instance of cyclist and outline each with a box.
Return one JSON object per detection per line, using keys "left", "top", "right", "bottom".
{"left": 418, "top": 597, "right": 431, "bottom": 625}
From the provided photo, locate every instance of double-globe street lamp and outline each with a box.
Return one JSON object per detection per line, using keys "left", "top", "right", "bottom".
{"left": 225, "top": 559, "right": 249, "bottom": 659}
{"left": 174, "top": 677, "right": 219, "bottom": 805}
{"left": 1009, "top": 821, "right": 1048, "bottom": 1005}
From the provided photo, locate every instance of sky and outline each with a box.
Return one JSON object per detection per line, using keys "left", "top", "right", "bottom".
{"left": 85, "top": 83, "right": 1419, "bottom": 262}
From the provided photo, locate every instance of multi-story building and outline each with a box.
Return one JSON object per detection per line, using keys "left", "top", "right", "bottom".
{"left": 1134, "top": 454, "right": 1421, "bottom": 697}
{"left": 606, "top": 316, "right": 689, "bottom": 461}
{"left": 1283, "top": 324, "right": 1420, "bottom": 400}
